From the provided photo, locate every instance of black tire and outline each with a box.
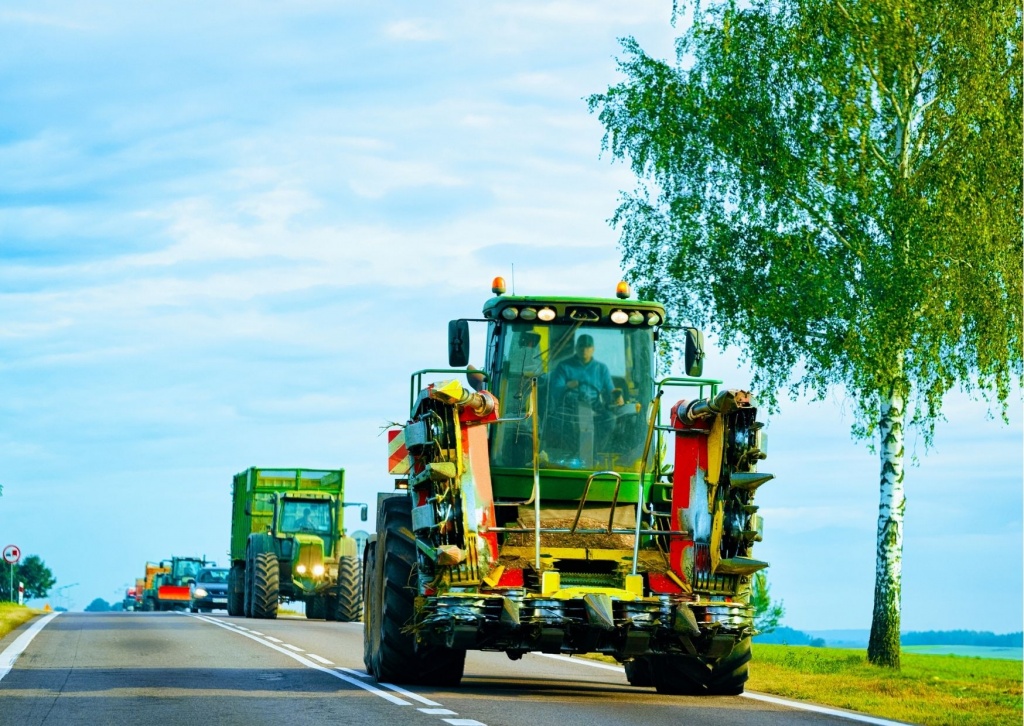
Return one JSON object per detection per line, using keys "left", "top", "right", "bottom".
{"left": 707, "top": 637, "right": 751, "bottom": 695}
{"left": 363, "top": 541, "right": 378, "bottom": 674}
{"left": 227, "top": 565, "right": 244, "bottom": 616}
{"left": 141, "top": 598, "right": 155, "bottom": 612}
{"left": 625, "top": 656, "right": 654, "bottom": 687}
{"left": 190, "top": 606, "right": 199, "bottom": 613}
{"left": 251, "top": 551, "right": 280, "bottom": 619}
{"left": 243, "top": 552, "right": 254, "bottom": 618}
{"left": 334, "top": 556, "right": 363, "bottom": 623}
{"left": 306, "top": 597, "right": 325, "bottom": 619}
{"left": 651, "top": 637, "right": 751, "bottom": 696}
{"left": 375, "top": 496, "right": 466, "bottom": 686}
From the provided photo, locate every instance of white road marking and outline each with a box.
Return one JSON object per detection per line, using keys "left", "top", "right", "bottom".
{"left": 537, "top": 650, "right": 913, "bottom": 726}
{"left": 307, "top": 654, "right": 334, "bottom": 665}
{"left": 0, "top": 612, "right": 60, "bottom": 682}
{"left": 741, "top": 693, "right": 914, "bottom": 726}
{"left": 336, "top": 667, "right": 372, "bottom": 679}
{"left": 420, "top": 708, "right": 458, "bottom": 715}
{"left": 442, "top": 720, "right": 486, "bottom": 726}
{"left": 533, "top": 653, "right": 624, "bottom": 671}
{"left": 375, "top": 679, "right": 443, "bottom": 706}
{"left": 282, "top": 643, "right": 304, "bottom": 652}
{"left": 264, "top": 636, "right": 283, "bottom": 643}
{"left": 189, "top": 615, "right": 411, "bottom": 706}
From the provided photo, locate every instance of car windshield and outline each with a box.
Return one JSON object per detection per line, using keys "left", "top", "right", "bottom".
{"left": 197, "top": 569, "right": 228, "bottom": 584}
{"left": 281, "top": 500, "right": 332, "bottom": 534}
{"left": 488, "top": 322, "right": 656, "bottom": 472}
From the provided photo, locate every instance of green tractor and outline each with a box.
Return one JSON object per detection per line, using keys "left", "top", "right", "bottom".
{"left": 227, "top": 467, "right": 368, "bottom": 621}
{"left": 364, "top": 278, "right": 773, "bottom": 694}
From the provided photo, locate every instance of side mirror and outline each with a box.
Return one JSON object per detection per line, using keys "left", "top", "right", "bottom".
{"left": 448, "top": 319, "right": 470, "bottom": 367}
{"left": 244, "top": 501, "right": 252, "bottom": 515}
{"left": 684, "top": 327, "right": 705, "bottom": 377}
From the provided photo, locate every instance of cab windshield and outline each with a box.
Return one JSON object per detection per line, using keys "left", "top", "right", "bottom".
{"left": 281, "top": 500, "right": 332, "bottom": 534}
{"left": 489, "top": 323, "right": 656, "bottom": 472}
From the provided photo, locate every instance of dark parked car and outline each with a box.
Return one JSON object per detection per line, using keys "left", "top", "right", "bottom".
{"left": 189, "top": 567, "right": 229, "bottom": 613}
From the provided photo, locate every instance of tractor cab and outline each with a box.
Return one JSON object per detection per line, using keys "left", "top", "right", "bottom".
{"left": 448, "top": 278, "right": 703, "bottom": 506}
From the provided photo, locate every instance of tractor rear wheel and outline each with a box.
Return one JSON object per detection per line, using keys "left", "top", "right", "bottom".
{"left": 227, "top": 565, "right": 244, "bottom": 616}
{"left": 707, "top": 637, "right": 751, "bottom": 695}
{"left": 363, "top": 541, "right": 378, "bottom": 674}
{"left": 651, "top": 637, "right": 751, "bottom": 696}
{"left": 307, "top": 596, "right": 326, "bottom": 619}
{"left": 251, "top": 551, "right": 280, "bottom": 619}
{"left": 375, "top": 496, "right": 466, "bottom": 686}
{"left": 334, "top": 556, "right": 363, "bottom": 623}
{"left": 243, "top": 554, "right": 254, "bottom": 618}
{"left": 624, "top": 656, "right": 654, "bottom": 687}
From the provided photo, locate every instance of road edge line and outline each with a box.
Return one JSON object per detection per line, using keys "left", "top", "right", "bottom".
{"left": 537, "top": 651, "right": 912, "bottom": 726}
{"left": 0, "top": 612, "right": 60, "bottom": 682}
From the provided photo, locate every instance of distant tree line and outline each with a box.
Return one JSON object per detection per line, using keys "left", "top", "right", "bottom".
{"left": 901, "top": 631, "right": 1023, "bottom": 647}
{"left": 755, "top": 627, "right": 826, "bottom": 648}
{"left": 756, "top": 627, "right": 1023, "bottom": 648}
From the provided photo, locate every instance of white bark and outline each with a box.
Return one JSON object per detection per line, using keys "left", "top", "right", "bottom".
{"left": 868, "top": 385, "right": 906, "bottom": 666}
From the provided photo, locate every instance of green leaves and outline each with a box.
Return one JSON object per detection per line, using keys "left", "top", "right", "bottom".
{"left": 590, "top": 0, "right": 1022, "bottom": 440}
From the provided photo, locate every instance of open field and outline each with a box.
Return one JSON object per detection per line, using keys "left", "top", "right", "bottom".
{"left": 750, "top": 644, "right": 1023, "bottom": 726}
{"left": 0, "top": 603, "right": 44, "bottom": 640}
{"left": 901, "top": 645, "right": 1022, "bottom": 660}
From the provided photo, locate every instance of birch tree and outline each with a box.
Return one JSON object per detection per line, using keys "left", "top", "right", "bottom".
{"left": 589, "top": 0, "right": 1021, "bottom": 668}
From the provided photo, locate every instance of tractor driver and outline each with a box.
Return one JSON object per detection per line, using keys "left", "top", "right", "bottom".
{"left": 550, "top": 333, "right": 614, "bottom": 408}
{"left": 296, "top": 507, "right": 316, "bottom": 530}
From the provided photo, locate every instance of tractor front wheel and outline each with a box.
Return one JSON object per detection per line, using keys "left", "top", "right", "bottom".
{"left": 250, "top": 551, "right": 280, "bottom": 620}
{"left": 334, "top": 555, "right": 363, "bottom": 623}
{"left": 375, "top": 496, "right": 465, "bottom": 686}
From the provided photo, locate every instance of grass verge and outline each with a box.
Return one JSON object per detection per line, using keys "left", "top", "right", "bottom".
{"left": 583, "top": 644, "right": 1022, "bottom": 725}
{"left": 0, "top": 603, "right": 44, "bottom": 641}
{"left": 750, "top": 644, "right": 1023, "bottom": 726}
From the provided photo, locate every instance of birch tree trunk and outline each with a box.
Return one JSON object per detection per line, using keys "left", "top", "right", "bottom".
{"left": 867, "top": 385, "right": 906, "bottom": 668}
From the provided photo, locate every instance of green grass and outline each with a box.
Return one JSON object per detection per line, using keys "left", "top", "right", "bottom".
{"left": 749, "top": 644, "right": 1022, "bottom": 726}
{"left": 0, "top": 603, "right": 44, "bottom": 640}
{"left": 581, "top": 644, "right": 1022, "bottom": 725}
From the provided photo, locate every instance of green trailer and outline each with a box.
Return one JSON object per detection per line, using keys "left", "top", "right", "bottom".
{"left": 227, "top": 467, "right": 368, "bottom": 621}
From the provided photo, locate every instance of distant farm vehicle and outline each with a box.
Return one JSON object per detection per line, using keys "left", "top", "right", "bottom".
{"left": 227, "top": 467, "right": 368, "bottom": 621}
{"left": 141, "top": 556, "right": 214, "bottom": 612}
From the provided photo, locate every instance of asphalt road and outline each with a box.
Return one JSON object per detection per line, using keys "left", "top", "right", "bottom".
{"left": 0, "top": 612, "right": 902, "bottom": 726}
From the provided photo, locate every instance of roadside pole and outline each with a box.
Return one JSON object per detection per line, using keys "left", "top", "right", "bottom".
{"left": 3, "top": 545, "right": 22, "bottom": 603}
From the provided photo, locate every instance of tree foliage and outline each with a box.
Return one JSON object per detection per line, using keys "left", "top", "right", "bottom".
{"left": 590, "top": 0, "right": 1021, "bottom": 434}
{"left": 590, "top": 0, "right": 1021, "bottom": 669}
{"left": 84, "top": 598, "right": 112, "bottom": 612}
{"left": 1, "top": 554, "right": 56, "bottom": 600}
{"left": 751, "top": 572, "right": 785, "bottom": 634}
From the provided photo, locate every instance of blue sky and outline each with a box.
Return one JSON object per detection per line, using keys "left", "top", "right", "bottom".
{"left": 1, "top": 2, "right": 1020, "bottom": 633}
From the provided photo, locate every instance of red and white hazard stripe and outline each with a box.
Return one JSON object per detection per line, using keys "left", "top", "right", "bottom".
{"left": 388, "top": 429, "right": 410, "bottom": 475}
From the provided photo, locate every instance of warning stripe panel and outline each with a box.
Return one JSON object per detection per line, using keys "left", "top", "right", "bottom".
{"left": 388, "top": 429, "right": 410, "bottom": 475}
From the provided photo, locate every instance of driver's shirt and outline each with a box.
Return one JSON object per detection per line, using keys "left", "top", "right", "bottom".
{"left": 551, "top": 356, "right": 614, "bottom": 405}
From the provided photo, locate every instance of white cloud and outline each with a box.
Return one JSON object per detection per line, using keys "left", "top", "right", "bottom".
{"left": 383, "top": 19, "right": 444, "bottom": 42}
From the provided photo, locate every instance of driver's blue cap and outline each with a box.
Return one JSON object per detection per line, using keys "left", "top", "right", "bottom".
{"left": 577, "top": 334, "right": 594, "bottom": 349}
